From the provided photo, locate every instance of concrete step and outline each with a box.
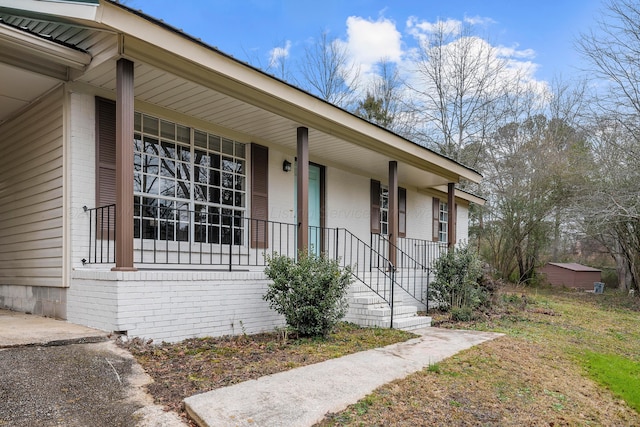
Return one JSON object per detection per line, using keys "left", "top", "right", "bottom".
{"left": 368, "top": 305, "right": 418, "bottom": 317}
{"left": 392, "top": 315, "right": 432, "bottom": 331}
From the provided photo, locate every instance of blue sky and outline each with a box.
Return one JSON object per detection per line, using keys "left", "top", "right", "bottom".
{"left": 125, "top": 0, "right": 605, "bottom": 85}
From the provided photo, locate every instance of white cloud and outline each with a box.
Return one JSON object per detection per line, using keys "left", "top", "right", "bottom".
{"left": 463, "top": 15, "right": 497, "bottom": 26}
{"left": 406, "top": 16, "right": 462, "bottom": 41}
{"left": 345, "top": 16, "right": 403, "bottom": 68}
{"left": 268, "top": 40, "right": 291, "bottom": 68}
{"left": 496, "top": 45, "right": 536, "bottom": 60}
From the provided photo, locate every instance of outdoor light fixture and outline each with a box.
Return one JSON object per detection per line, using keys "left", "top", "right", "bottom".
{"left": 283, "top": 160, "right": 292, "bottom": 172}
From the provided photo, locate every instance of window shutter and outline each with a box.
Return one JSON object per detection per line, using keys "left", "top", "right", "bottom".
{"left": 370, "top": 179, "right": 381, "bottom": 234}
{"left": 95, "top": 97, "right": 116, "bottom": 207}
{"left": 251, "top": 144, "right": 269, "bottom": 248}
{"left": 398, "top": 187, "right": 407, "bottom": 238}
{"left": 432, "top": 197, "right": 440, "bottom": 242}
{"left": 454, "top": 203, "right": 458, "bottom": 243}
{"left": 95, "top": 97, "right": 116, "bottom": 238}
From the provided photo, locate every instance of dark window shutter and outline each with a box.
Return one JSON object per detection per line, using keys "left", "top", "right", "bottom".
{"left": 454, "top": 203, "right": 458, "bottom": 243}
{"left": 370, "top": 179, "right": 381, "bottom": 234}
{"left": 251, "top": 144, "right": 269, "bottom": 248}
{"left": 432, "top": 197, "right": 440, "bottom": 242}
{"left": 95, "top": 97, "right": 116, "bottom": 238}
{"left": 398, "top": 187, "right": 407, "bottom": 238}
{"left": 95, "top": 97, "right": 116, "bottom": 207}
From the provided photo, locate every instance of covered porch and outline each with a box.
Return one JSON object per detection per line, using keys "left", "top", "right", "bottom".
{"left": 0, "top": 0, "right": 482, "bottom": 340}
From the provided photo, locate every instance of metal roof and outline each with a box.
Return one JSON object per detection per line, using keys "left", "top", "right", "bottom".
{"left": 546, "top": 263, "right": 602, "bottom": 272}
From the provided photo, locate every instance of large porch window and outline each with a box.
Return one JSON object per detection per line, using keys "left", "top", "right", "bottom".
{"left": 132, "top": 113, "right": 247, "bottom": 245}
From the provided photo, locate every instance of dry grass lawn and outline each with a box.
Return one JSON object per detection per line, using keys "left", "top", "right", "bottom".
{"left": 318, "top": 286, "right": 640, "bottom": 426}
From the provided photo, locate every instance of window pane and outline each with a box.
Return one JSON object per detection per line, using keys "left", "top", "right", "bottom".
{"left": 143, "top": 115, "right": 159, "bottom": 135}
{"left": 234, "top": 175, "right": 245, "bottom": 191}
{"left": 176, "top": 125, "right": 190, "bottom": 143}
{"left": 221, "top": 172, "right": 233, "bottom": 189}
{"left": 209, "top": 135, "right": 221, "bottom": 152}
{"left": 236, "top": 159, "right": 245, "bottom": 175}
{"left": 195, "top": 166, "right": 208, "bottom": 184}
{"left": 160, "top": 159, "right": 175, "bottom": 177}
{"left": 160, "top": 140, "right": 175, "bottom": 158}
{"left": 134, "top": 112, "right": 141, "bottom": 132}
{"left": 178, "top": 145, "right": 191, "bottom": 162}
{"left": 161, "top": 120, "right": 175, "bottom": 140}
{"left": 234, "top": 192, "right": 244, "bottom": 207}
{"left": 235, "top": 142, "right": 245, "bottom": 158}
{"left": 210, "top": 187, "right": 220, "bottom": 203}
{"left": 194, "top": 130, "right": 207, "bottom": 148}
{"left": 221, "top": 189, "right": 233, "bottom": 205}
{"left": 145, "top": 137, "right": 160, "bottom": 155}
{"left": 176, "top": 180, "right": 190, "bottom": 199}
{"left": 222, "top": 138, "right": 234, "bottom": 155}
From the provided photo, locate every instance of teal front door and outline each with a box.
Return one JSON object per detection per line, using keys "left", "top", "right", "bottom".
{"left": 308, "top": 164, "right": 321, "bottom": 256}
{"left": 295, "top": 163, "right": 322, "bottom": 256}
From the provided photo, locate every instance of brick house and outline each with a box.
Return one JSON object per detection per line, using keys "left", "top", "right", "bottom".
{"left": 0, "top": 0, "right": 483, "bottom": 341}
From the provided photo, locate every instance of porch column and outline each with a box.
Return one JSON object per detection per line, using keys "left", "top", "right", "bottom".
{"left": 112, "top": 58, "right": 136, "bottom": 271}
{"left": 297, "top": 127, "right": 309, "bottom": 253}
{"left": 388, "top": 161, "right": 398, "bottom": 268}
{"left": 447, "top": 182, "right": 456, "bottom": 250}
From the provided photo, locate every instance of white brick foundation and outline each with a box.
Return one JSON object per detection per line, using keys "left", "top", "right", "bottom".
{"left": 67, "top": 269, "right": 284, "bottom": 343}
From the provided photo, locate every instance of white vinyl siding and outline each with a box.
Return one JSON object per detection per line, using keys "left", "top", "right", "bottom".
{"left": 0, "top": 87, "right": 64, "bottom": 287}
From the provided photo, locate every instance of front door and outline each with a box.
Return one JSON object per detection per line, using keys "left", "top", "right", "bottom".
{"left": 308, "top": 164, "right": 321, "bottom": 255}
{"left": 295, "top": 163, "right": 323, "bottom": 256}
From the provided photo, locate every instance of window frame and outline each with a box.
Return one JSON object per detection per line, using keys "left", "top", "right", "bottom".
{"left": 132, "top": 112, "right": 247, "bottom": 245}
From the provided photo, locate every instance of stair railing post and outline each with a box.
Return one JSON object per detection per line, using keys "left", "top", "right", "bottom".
{"left": 389, "top": 261, "right": 395, "bottom": 329}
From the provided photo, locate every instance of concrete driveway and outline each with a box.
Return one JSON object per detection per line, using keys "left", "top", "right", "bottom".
{"left": 0, "top": 310, "right": 186, "bottom": 427}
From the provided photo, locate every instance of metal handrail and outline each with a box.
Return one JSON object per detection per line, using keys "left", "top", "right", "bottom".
{"left": 372, "top": 234, "right": 447, "bottom": 307}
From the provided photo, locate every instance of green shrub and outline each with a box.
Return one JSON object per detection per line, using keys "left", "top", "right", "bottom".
{"left": 264, "top": 251, "right": 353, "bottom": 337}
{"left": 429, "top": 245, "right": 485, "bottom": 312}
{"left": 450, "top": 306, "right": 475, "bottom": 322}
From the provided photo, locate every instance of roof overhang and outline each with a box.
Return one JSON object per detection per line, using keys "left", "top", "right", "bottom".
{"left": 0, "top": 22, "right": 91, "bottom": 70}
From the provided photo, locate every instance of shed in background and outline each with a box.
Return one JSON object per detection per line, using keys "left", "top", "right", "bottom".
{"left": 540, "top": 263, "right": 602, "bottom": 290}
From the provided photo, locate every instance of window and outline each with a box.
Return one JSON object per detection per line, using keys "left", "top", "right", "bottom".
{"left": 380, "top": 185, "right": 389, "bottom": 235}
{"left": 370, "top": 180, "right": 406, "bottom": 237}
{"left": 432, "top": 197, "right": 455, "bottom": 243}
{"left": 132, "top": 113, "right": 246, "bottom": 244}
{"left": 438, "top": 201, "right": 448, "bottom": 243}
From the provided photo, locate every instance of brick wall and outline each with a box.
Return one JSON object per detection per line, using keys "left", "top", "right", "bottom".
{"left": 68, "top": 91, "right": 97, "bottom": 270}
{"left": 67, "top": 269, "right": 284, "bottom": 342}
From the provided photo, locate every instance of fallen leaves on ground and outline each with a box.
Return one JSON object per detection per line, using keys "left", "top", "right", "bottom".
{"left": 118, "top": 323, "right": 414, "bottom": 423}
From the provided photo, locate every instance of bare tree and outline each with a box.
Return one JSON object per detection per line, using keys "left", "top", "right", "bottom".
{"left": 409, "top": 22, "right": 513, "bottom": 170}
{"left": 481, "top": 78, "right": 591, "bottom": 282}
{"left": 353, "top": 59, "right": 419, "bottom": 138}
{"left": 577, "top": 0, "right": 640, "bottom": 141}
{"left": 297, "top": 31, "right": 360, "bottom": 108}
{"left": 576, "top": 0, "right": 640, "bottom": 290}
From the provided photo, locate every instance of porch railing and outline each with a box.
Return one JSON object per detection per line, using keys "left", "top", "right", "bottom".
{"left": 371, "top": 234, "right": 447, "bottom": 307}
{"left": 84, "top": 204, "right": 446, "bottom": 319}
{"left": 84, "top": 203, "right": 299, "bottom": 269}
{"left": 308, "top": 226, "right": 396, "bottom": 304}
{"left": 83, "top": 204, "right": 116, "bottom": 265}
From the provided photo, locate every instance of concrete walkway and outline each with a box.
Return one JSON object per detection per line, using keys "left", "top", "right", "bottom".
{"left": 184, "top": 327, "right": 503, "bottom": 427}
{"left": 0, "top": 309, "right": 110, "bottom": 348}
